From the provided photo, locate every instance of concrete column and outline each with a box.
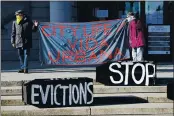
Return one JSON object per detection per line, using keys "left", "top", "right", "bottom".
{"left": 50, "top": 1, "right": 73, "bottom": 22}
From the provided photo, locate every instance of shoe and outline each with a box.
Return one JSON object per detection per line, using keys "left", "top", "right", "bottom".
{"left": 18, "top": 69, "right": 24, "bottom": 73}
{"left": 24, "top": 69, "right": 28, "bottom": 74}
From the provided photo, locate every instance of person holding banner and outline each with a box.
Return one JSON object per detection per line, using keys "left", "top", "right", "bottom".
{"left": 11, "top": 10, "right": 38, "bottom": 73}
{"left": 117, "top": 12, "right": 145, "bottom": 62}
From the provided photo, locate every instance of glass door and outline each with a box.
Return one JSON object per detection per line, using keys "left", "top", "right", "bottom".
{"left": 118, "top": 2, "right": 141, "bottom": 19}
{"left": 145, "top": 1, "right": 164, "bottom": 25}
{"left": 145, "top": 1, "right": 172, "bottom": 62}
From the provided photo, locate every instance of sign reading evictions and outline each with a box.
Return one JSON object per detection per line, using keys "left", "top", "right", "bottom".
{"left": 22, "top": 78, "right": 93, "bottom": 108}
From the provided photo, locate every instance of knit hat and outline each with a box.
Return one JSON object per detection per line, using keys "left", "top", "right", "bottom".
{"left": 15, "top": 10, "right": 24, "bottom": 15}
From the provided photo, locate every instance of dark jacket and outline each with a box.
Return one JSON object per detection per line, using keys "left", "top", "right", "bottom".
{"left": 11, "top": 16, "right": 38, "bottom": 48}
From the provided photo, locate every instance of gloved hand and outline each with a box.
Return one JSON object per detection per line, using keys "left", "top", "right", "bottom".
{"left": 34, "top": 20, "right": 39, "bottom": 26}
{"left": 12, "top": 44, "right": 16, "bottom": 48}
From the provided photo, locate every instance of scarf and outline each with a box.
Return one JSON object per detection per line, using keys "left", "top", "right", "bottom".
{"left": 16, "top": 15, "right": 23, "bottom": 24}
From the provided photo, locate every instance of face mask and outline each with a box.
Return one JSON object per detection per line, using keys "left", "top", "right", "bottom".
{"left": 16, "top": 15, "right": 23, "bottom": 24}
{"left": 127, "top": 17, "right": 131, "bottom": 22}
{"left": 127, "top": 16, "right": 135, "bottom": 22}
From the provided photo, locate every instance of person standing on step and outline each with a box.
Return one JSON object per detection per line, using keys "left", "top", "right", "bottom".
{"left": 116, "top": 12, "right": 145, "bottom": 62}
{"left": 11, "top": 10, "right": 38, "bottom": 73}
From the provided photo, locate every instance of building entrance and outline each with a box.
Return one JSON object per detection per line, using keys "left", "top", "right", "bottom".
{"left": 77, "top": 1, "right": 173, "bottom": 62}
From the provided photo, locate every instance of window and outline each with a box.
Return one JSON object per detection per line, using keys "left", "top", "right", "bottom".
{"left": 118, "top": 2, "right": 140, "bottom": 19}
{"left": 145, "top": 1, "right": 164, "bottom": 24}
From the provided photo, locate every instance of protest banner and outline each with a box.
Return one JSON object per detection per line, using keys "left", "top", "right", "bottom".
{"left": 38, "top": 19, "right": 130, "bottom": 65}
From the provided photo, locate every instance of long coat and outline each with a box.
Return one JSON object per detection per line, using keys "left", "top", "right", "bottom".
{"left": 129, "top": 19, "right": 145, "bottom": 48}
{"left": 11, "top": 16, "right": 37, "bottom": 48}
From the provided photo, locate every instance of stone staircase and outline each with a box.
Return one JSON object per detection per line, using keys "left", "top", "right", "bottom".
{"left": 1, "top": 63, "right": 173, "bottom": 115}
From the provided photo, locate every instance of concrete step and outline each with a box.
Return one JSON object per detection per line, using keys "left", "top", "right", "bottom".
{"left": 1, "top": 86, "right": 167, "bottom": 96}
{"left": 1, "top": 105, "right": 90, "bottom": 116}
{"left": 95, "top": 93, "right": 173, "bottom": 103}
{"left": 1, "top": 72, "right": 96, "bottom": 81}
{"left": 1, "top": 93, "right": 172, "bottom": 106}
{"left": 157, "top": 72, "right": 173, "bottom": 78}
{"left": 1, "top": 76, "right": 173, "bottom": 87}
{"left": 90, "top": 103, "right": 173, "bottom": 115}
{"left": 1, "top": 65, "right": 173, "bottom": 72}
{"left": 92, "top": 114, "right": 173, "bottom": 116}
{"left": 1, "top": 63, "right": 173, "bottom": 82}
{"left": 1, "top": 61, "right": 173, "bottom": 70}
{"left": 1, "top": 96, "right": 25, "bottom": 106}
{"left": 94, "top": 85, "right": 167, "bottom": 94}
{"left": 1, "top": 86, "right": 22, "bottom": 96}
{"left": 1, "top": 81, "right": 104, "bottom": 87}
{"left": 1, "top": 103, "right": 173, "bottom": 115}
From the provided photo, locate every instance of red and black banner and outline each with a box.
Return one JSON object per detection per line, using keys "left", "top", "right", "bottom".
{"left": 38, "top": 19, "right": 130, "bottom": 65}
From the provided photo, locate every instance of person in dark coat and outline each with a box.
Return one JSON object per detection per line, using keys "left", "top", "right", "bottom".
{"left": 11, "top": 10, "right": 38, "bottom": 73}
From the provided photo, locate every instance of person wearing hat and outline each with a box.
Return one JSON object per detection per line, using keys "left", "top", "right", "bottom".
{"left": 116, "top": 12, "right": 145, "bottom": 62}
{"left": 11, "top": 10, "right": 38, "bottom": 73}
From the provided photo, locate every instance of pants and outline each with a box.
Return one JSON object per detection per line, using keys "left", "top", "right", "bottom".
{"left": 132, "top": 47, "right": 144, "bottom": 62}
{"left": 17, "top": 48, "right": 30, "bottom": 69}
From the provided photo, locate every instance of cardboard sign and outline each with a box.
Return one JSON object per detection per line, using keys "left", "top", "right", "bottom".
{"left": 22, "top": 78, "right": 93, "bottom": 108}
{"left": 96, "top": 61, "right": 156, "bottom": 86}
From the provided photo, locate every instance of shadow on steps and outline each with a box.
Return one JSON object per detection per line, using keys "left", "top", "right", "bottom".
{"left": 93, "top": 96, "right": 148, "bottom": 106}
{"left": 27, "top": 96, "right": 148, "bottom": 108}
